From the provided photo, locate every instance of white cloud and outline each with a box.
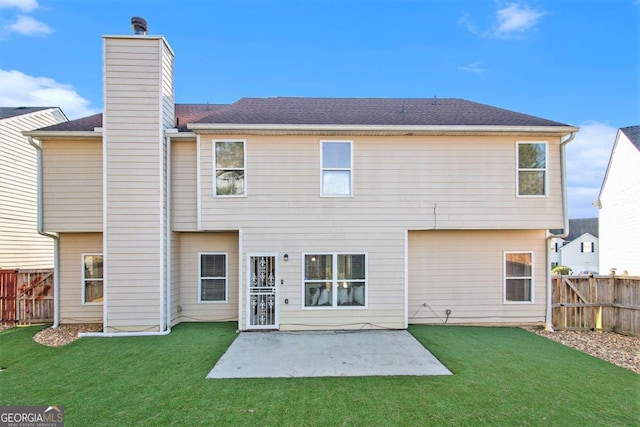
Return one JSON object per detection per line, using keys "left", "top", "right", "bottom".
{"left": 460, "top": 2, "right": 545, "bottom": 39}
{"left": 0, "top": 69, "right": 97, "bottom": 119}
{"left": 0, "top": 0, "right": 39, "bottom": 12}
{"left": 494, "top": 3, "right": 545, "bottom": 38}
{"left": 566, "top": 121, "right": 618, "bottom": 218}
{"left": 458, "top": 62, "right": 486, "bottom": 74}
{"left": 6, "top": 14, "right": 52, "bottom": 36}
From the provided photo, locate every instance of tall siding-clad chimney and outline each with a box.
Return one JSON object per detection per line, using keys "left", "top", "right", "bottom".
{"left": 102, "top": 22, "right": 175, "bottom": 333}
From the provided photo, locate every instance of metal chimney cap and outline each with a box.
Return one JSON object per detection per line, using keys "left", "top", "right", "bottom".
{"left": 131, "top": 16, "right": 148, "bottom": 35}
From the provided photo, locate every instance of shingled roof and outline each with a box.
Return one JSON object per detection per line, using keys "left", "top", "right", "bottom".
{"left": 621, "top": 125, "right": 640, "bottom": 150}
{"left": 37, "top": 104, "right": 227, "bottom": 132}
{"left": 33, "top": 97, "right": 572, "bottom": 132}
{"left": 0, "top": 107, "right": 54, "bottom": 120}
{"left": 193, "top": 97, "right": 570, "bottom": 127}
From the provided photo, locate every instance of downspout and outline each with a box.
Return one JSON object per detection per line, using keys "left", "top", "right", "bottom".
{"left": 165, "top": 135, "right": 172, "bottom": 333}
{"left": 27, "top": 136, "right": 61, "bottom": 328}
{"left": 544, "top": 131, "right": 576, "bottom": 331}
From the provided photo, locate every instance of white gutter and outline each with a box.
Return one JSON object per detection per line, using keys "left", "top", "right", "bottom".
{"left": 23, "top": 130, "right": 102, "bottom": 138}
{"left": 27, "top": 136, "right": 61, "bottom": 328}
{"left": 544, "top": 131, "right": 577, "bottom": 331}
{"left": 188, "top": 123, "right": 579, "bottom": 134}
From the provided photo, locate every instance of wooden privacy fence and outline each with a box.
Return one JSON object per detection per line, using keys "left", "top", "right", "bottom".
{"left": 0, "top": 269, "right": 54, "bottom": 325}
{"left": 552, "top": 275, "right": 640, "bottom": 336}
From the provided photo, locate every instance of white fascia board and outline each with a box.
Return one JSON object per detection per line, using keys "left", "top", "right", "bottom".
{"left": 22, "top": 130, "right": 103, "bottom": 138}
{"left": 187, "top": 123, "right": 579, "bottom": 135}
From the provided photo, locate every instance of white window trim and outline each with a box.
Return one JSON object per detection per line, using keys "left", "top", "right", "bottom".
{"left": 503, "top": 251, "right": 535, "bottom": 304}
{"left": 301, "top": 252, "right": 368, "bottom": 309}
{"left": 516, "top": 141, "right": 548, "bottom": 198}
{"left": 320, "top": 140, "right": 353, "bottom": 197}
{"left": 82, "top": 253, "right": 103, "bottom": 305}
{"left": 198, "top": 252, "right": 229, "bottom": 303}
{"left": 212, "top": 139, "right": 247, "bottom": 198}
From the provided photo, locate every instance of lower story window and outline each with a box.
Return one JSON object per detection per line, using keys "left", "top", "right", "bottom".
{"left": 199, "top": 253, "right": 228, "bottom": 303}
{"left": 504, "top": 251, "right": 534, "bottom": 303}
{"left": 304, "top": 253, "right": 366, "bottom": 308}
{"left": 83, "top": 254, "right": 103, "bottom": 304}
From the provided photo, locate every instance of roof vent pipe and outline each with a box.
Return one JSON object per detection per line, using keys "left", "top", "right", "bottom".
{"left": 131, "top": 17, "right": 148, "bottom": 35}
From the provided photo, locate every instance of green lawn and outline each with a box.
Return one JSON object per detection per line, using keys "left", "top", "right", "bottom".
{"left": 1, "top": 323, "right": 638, "bottom": 426}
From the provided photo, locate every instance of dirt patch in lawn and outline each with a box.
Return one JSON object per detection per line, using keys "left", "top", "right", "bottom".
{"left": 33, "top": 324, "right": 103, "bottom": 347}
{"left": 525, "top": 327, "right": 640, "bottom": 374}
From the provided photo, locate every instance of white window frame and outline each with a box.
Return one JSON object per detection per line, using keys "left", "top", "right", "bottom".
{"left": 320, "top": 140, "right": 353, "bottom": 197}
{"left": 516, "top": 141, "right": 548, "bottom": 197}
{"left": 301, "top": 252, "right": 368, "bottom": 309}
{"left": 82, "top": 253, "right": 103, "bottom": 305}
{"left": 213, "top": 139, "right": 247, "bottom": 197}
{"left": 503, "top": 251, "right": 535, "bottom": 304}
{"left": 581, "top": 242, "right": 594, "bottom": 253}
{"left": 198, "top": 252, "right": 228, "bottom": 303}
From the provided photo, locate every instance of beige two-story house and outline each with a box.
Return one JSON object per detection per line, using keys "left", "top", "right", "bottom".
{"left": 25, "top": 29, "right": 578, "bottom": 335}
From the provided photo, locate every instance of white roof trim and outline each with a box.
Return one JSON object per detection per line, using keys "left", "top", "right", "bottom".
{"left": 187, "top": 123, "right": 578, "bottom": 136}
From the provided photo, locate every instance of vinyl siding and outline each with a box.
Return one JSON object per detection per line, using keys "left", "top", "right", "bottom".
{"left": 0, "top": 109, "right": 65, "bottom": 269}
{"left": 188, "top": 133, "right": 562, "bottom": 330}
{"left": 408, "top": 229, "right": 547, "bottom": 325}
{"left": 103, "top": 36, "right": 173, "bottom": 332}
{"left": 599, "top": 135, "right": 640, "bottom": 276}
{"left": 171, "top": 140, "right": 197, "bottom": 230}
{"left": 240, "top": 230, "right": 406, "bottom": 331}
{"left": 197, "top": 135, "right": 563, "bottom": 231}
{"left": 58, "top": 232, "right": 103, "bottom": 324}
{"left": 178, "top": 232, "right": 239, "bottom": 322}
{"left": 41, "top": 139, "right": 103, "bottom": 232}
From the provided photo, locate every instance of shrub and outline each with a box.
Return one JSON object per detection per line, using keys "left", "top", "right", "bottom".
{"left": 552, "top": 265, "right": 572, "bottom": 275}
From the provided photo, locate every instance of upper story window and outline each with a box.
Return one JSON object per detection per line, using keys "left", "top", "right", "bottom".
{"left": 83, "top": 254, "right": 103, "bottom": 304}
{"left": 321, "top": 141, "right": 352, "bottom": 197}
{"left": 504, "top": 251, "right": 534, "bottom": 303}
{"left": 581, "top": 242, "right": 594, "bottom": 253}
{"left": 214, "top": 140, "right": 246, "bottom": 196}
{"left": 517, "top": 142, "right": 547, "bottom": 196}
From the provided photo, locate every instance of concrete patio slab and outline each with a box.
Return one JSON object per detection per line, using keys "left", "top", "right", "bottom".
{"left": 207, "top": 330, "right": 452, "bottom": 379}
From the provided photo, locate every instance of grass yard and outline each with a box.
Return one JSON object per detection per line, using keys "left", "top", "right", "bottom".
{"left": 0, "top": 323, "right": 638, "bottom": 426}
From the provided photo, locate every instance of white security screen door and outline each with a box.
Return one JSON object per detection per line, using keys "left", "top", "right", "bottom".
{"left": 248, "top": 255, "right": 278, "bottom": 329}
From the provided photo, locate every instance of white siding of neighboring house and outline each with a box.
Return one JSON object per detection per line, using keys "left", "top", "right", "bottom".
{"left": 549, "top": 237, "right": 564, "bottom": 269}
{"left": 103, "top": 35, "right": 174, "bottom": 332}
{"left": 42, "top": 139, "right": 103, "bottom": 232}
{"left": 599, "top": 133, "right": 640, "bottom": 276}
{"left": 0, "top": 108, "right": 66, "bottom": 269}
{"left": 559, "top": 233, "right": 599, "bottom": 274}
{"left": 408, "top": 229, "right": 547, "bottom": 325}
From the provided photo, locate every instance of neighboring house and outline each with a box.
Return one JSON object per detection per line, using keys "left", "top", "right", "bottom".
{"left": 24, "top": 27, "right": 578, "bottom": 334}
{"left": 549, "top": 218, "right": 599, "bottom": 274}
{"left": 594, "top": 126, "right": 640, "bottom": 276}
{"left": 0, "top": 107, "right": 67, "bottom": 269}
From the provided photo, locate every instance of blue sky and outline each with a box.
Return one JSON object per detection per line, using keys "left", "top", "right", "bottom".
{"left": 0, "top": 0, "right": 638, "bottom": 218}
